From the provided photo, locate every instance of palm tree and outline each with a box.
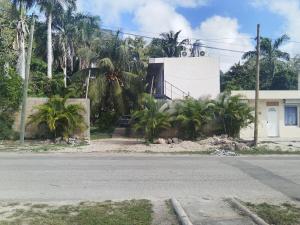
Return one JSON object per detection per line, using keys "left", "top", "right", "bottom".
{"left": 212, "top": 92, "right": 254, "bottom": 138}
{"left": 37, "top": 0, "right": 76, "bottom": 79}
{"left": 27, "top": 95, "right": 86, "bottom": 139}
{"left": 75, "top": 14, "right": 101, "bottom": 70}
{"left": 171, "top": 98, "right": 213, "bottom": 140}
{"left": 159, "top": 30, "right": 189, "bottom": 57}
{"left": 243, "top": 35, "right": 290, "bottom": 88}
{"left": 12, "top": 0, "right": 36, "bottom": 79}
{"left": 132, "top": 94, "right": 171, "bottom": 142}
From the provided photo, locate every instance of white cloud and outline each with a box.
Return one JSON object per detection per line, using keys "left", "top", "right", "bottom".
{"left": 193, "top": 16, "right": 254, "bottom": 71}
{"left": 77, "top": 0, "right": 209, "bottom": 26}
{"left": 77, "top": 0, "right": 254, "bottom": 71}
{"left": 133, "top": 1, "right": 194, "bottom": 38}
{"left": 251, "top": 0, "right": 300, "bottom": 56}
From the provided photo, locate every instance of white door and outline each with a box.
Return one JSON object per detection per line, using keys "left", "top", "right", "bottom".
{"left": 267, "top": 107, "right": 279, "bottom": 137}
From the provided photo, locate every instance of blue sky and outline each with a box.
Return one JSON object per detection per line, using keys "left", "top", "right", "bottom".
{"left": 77, "top": 0, "right": 300, "bottom": 70}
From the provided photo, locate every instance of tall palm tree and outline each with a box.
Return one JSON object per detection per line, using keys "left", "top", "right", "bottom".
{"left": 75, "top": 14, "right": 101, "bottom": 70}
{"left": 159, "top": 30, "right": 189, "bottom": 57}
{"left": 12, "top": 0, "right": 36, "bottom": 79}
{"left": 37, "top": 0, "right": 75, "bottom": 79}
{"left": 243, "top": 35, "right": 290, "bottom": 87}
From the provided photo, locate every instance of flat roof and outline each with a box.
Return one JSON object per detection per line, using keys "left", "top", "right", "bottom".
{"left": 148, "top": 56, "right": 218, "bottom": 64}
{"left": 232, "top": 90, "right": 300, "bottom": 100}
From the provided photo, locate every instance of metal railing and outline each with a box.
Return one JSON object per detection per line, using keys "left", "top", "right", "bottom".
{"left": 164, "top": 80, "right": 189, "bottom": 100}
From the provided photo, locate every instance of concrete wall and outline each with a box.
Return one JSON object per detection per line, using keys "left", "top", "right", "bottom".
{"left": 13, "top": 97, "right": 90, "bottom": 139}
{"left": 150, "top": 57, "right": 220, "bottom": 99}
{"left": 239, "top": 99, "right": 300, "bottom": 139}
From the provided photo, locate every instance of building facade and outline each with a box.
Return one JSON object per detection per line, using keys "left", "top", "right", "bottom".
{"left": 232, "top": 90, "right": 300, "bottom": 139}
{"left": 147, "top": 57, "right": 220, "bottom": 99}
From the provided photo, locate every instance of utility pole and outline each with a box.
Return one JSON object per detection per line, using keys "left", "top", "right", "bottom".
{"left": 254, "top": 24, "right": 260, "bottom": 146}
{"left": 20, "top": 16, "right": 35, "bottom": 144}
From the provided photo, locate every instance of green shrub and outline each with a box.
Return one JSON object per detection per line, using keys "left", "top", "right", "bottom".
{"left": 96, "top": 111, "right": 119, "bottom": 133}
{"left": 171, "top": 98, "right": 214, "bottom": 140}
{"left": 212, "top": 92, "right": 254, "bottom": 138}
{"left": 27, "top": 96, "right": 87, "bottom": 139}
{"left": 0, "top": 70, "right": 22, "bottom": 139}
{"left": 132, "top": 94, "right": 171, "bottom": 142}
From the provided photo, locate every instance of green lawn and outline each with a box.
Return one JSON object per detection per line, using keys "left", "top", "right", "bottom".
{"left": 0, "top": 200, "right": 152, "bottom": 225}
{"left": 245, "top": 202, "right": 300, "bottom": 225}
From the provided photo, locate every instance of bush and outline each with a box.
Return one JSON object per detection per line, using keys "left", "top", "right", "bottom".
{"left": 171, "top": 98, "right": 214, "bottom": 140}
{"left": 212, "top": 92, "right": 254, "bottom": 138}
{"left": 96, "top": 111, "right": 119, "bottom": 133}
{"left": 0, "top": 70, "right": 22, "bottom": 139}
{"left": 132, "top": 94, "right": 171, "bottom": 142}
{"left": 27, "top": 96, "right": 87, "bottom": 139}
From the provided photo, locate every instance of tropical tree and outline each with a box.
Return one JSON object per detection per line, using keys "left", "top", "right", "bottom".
{"left": 12, "top": 0, "right": 36, "bottom": 79}
{"left": 170, "top": 98, "right": 213, "bottom": 140}
{"left": 0, "top": 69, "right": 22, "bottom": 139}
{"left": 212, "top": 93, "right": 254, "bottom": 138}
{"left": 37, "top": 0, "right": 76, "bottom": 79}
{"left": 159, "top": 30, "right": 189, "bottom": 57}
{"left": 243, "top": 35, "right": 290, "bottom": 88}
{"left": 132, "top": 94, "right": 171, "bottom": 142}
{"left": 27, "top": 95, "right": 86, "bottom": 139}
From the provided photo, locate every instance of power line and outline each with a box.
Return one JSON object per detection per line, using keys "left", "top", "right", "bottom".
{"left": 106, "top": 29, "right": 249, "bottom": 54}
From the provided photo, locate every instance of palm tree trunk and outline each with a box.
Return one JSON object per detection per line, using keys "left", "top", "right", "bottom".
{"left": 16, "top": 14, "right": 26, "bottom": 79}
{"left": 47, "top": 12, "right": 53, "bottom": 79}
{"left": 18, "top": 23, "right": 26, "bottom": 79}
{"left": 62, "top": 42, "right": 67, "bottom": 87}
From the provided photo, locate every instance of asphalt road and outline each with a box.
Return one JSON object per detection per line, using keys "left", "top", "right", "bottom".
{"left": 0, "top": 153, "right": 300, "bottom": 202}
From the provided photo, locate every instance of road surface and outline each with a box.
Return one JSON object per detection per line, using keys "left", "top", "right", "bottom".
{"left": 0, "top": 153, "right": 299, "bottom": 203}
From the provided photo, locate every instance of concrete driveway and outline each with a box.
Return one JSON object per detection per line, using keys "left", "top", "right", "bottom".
{"left": 0, "top": 153, "right": 299, "bottom": 203}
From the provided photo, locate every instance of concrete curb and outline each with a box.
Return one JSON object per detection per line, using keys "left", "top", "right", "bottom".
{"left": 227, "top": 198, "right": 269, "bottom": 225}
{"left": 170, "top": 198, "right": 194, "bottom": 225}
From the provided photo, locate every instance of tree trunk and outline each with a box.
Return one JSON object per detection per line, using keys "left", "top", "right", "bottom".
{"left": 17, "top": 19, "right": 26, "bottom": 79}
{"left": 62, "top": 42, "right": 67, "bottom": 87}
{"left": 47, "top": 12, "right": 53, "bottom": 79}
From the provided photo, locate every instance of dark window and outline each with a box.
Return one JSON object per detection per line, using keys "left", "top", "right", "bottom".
{"left": 285, "top": 106, "right": 298, "bottom": 126}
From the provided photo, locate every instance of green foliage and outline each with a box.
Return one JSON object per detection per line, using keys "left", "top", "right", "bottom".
{"left": 223, "top": 34, "right": 292, "bottom": 91}
{"left": 29, "top": 58, "right": 71, "bottom": 97}
{"left": 27, "top": 96, "right": 87, "bottom": 139}
{"left": 0, "top": 200, "right": 153, "bottom": 225}
{"left": 132, "top": 94, "right": 171, "bottom": 142}
{"left": 0, "top": 70, "right": 22, "bottom": 139}
{"left": 171, "top": 98, "right": 214, "bottom": 140}
{"left": 246, "top": 202, "right": 300, "bottom": 225}
{"left": 212, "top": 92, "right": 254, "bottom": 138}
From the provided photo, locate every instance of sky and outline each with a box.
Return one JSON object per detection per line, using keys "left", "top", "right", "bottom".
{"left": 77, "top": 0, "right": 300, "bottom": 71}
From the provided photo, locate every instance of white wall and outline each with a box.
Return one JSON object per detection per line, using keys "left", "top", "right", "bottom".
{"left": 157, "top": 57, "right": 220, "bottom": 99}
{"left": 240, "top": 99, "right": 300, "bottom": 140}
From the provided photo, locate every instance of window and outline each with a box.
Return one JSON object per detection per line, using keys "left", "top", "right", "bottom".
{"left": 285, "top": 106, "right": 298, "bottom": 126}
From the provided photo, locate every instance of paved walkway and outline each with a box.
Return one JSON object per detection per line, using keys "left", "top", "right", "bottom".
{"left": 180, "top": 198, "right": 255, "bottom": 225}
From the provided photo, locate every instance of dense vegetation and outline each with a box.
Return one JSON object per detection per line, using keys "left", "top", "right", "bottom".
{"left": 222, "top": 35, "right": 300, "bottom": 91}
{"left": 132, "top": 93, "right": 254, "bottom": 142}
{"left": 0, "top": 0, "right": 299, "bottom": 140}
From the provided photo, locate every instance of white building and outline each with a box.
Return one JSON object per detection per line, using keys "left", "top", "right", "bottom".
{"left": 147, "top": 57, "right": 220, "bottom": 99}
{"left": 232, "top": 90, "right": 300, "bottom": 139}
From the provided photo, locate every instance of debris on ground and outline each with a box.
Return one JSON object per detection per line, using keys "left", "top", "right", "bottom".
{"left": 211, "top": 149, "right": 238, "bottom": 156}
{"left": 197, "top": 135, "right": 251, "bottom": 151}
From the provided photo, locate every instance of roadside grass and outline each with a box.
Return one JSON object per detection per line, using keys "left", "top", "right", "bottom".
{"left": 237, "top": 146, "right": 300, "bottom": 155}
{"left": 0, "top": 142, "right": 67, "bottom": 152}
{"left": 0, "top": 200, "right": 152, "bottom": 225}
{"left": 245, "top": 202, "right": 300, "bottom": 225}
